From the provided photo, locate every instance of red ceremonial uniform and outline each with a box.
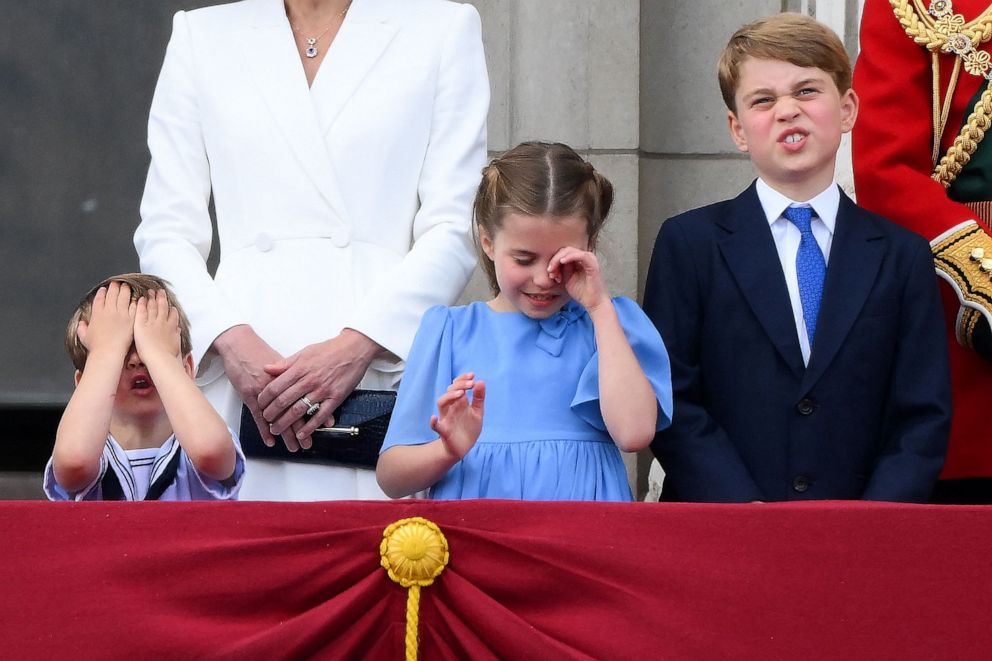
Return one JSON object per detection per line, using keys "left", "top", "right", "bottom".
{"left": 853, "top": 0, "right": 992, "bottom": 488}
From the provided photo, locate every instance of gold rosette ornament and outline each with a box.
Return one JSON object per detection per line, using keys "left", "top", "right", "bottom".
{"left": 380, "top": 517, "right": 450, "bottom": 661}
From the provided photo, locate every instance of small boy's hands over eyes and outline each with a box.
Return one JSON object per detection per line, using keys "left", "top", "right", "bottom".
{"left": 133, "top": 289, "right": 182, "bottom": 362}
{"left": 548, "top": 247, "right": 610, "bottom": 313}
{"left": 77, "top": 281, "right": 136, "bottom": 358}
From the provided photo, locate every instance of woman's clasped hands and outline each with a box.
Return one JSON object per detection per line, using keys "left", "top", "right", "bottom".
{"left": 254, "top": 329, "right": 383, "bottom": 451}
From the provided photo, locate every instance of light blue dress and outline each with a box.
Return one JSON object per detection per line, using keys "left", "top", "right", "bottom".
{"left": 381, "top": 297, "right": 673, "bottom": 501}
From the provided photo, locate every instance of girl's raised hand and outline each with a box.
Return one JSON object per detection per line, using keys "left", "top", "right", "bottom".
{"left": 133, "top": 289, "right": 182, "bottom": 362}
{"left": 548, "top": 247, "right": 610, "bottom": 312}
{"left": 430, "top": 372, "right": 485, "bottom": 461}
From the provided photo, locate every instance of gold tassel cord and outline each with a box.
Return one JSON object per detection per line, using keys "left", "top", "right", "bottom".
{"left": 380, "top": 517, "right": 450, "bottom": 661}
{"left": 405, "top": 586, "right": 421, "bottom": 660}
{"left": 931, "top": 53, "right": 964, "bottom": 165}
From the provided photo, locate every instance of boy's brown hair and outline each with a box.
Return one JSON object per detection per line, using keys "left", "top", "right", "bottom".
{"left": 472, "top": 141, "right": 614, "bottom": 295}
{"left": 717, "top": 13, "right": 852, "bottom": 113}
{"left": 65, "top": 273, "right": 192, "bottom": 371}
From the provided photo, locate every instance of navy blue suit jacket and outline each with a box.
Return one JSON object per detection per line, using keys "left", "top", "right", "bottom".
{"left": 643, "top": 182, "right": 951, "bottom": 502}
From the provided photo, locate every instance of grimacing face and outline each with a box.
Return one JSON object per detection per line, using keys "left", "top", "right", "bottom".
{"left": 728, "top": 56, "right": 857, "bottom": 200}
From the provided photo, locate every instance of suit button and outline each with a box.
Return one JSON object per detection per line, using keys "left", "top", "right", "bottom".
{"left": 793, "top": 475, "right": 810, "bottom": 493}
{"left": 331, "top": 228, "right": 351, "bottom": 248}
{"left": 796, "top": 398, "right": 815, "bottom": 415}
{"left": 254, "top": 232, "right": 274, "bottom": 252}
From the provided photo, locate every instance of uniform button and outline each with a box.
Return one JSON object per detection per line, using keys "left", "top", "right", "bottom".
{"left": 331, "top": 228, "right": 351, "bottom": 248}
{"left": 792, "top": 475, "right": 810, "bottom": 493}
{"left": 796, "top": 398, "right": 815, "bottom": 415}
{"left": 254, "top": 232, "right": 274, "bottom": 252}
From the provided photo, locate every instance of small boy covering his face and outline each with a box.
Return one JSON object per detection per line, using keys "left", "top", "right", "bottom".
{"left": 643, "top": 13, "right": 952, "bottom": 503}
{"left": 46, "top": 274, "right": 244, "bottom": 501}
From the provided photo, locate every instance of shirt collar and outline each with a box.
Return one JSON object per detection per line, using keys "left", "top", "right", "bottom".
{"left": 104, "top": 434, "right": 180, "bottom": 498}
{"left": 755, "top": 178, "right": 839, "bottom": 235}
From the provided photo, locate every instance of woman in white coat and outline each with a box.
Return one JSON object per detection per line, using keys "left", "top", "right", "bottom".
{"left": 135, "top": 0, "right": 489, "bottom": 500}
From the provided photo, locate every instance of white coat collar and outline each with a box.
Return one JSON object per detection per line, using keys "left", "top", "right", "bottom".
{"left": 241, "top": 0, "right": 397, "bottom": 224}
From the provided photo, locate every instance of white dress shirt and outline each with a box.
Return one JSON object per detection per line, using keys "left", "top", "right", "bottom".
{"left": 755, "top": 178, "right": 839, "bottom": 365}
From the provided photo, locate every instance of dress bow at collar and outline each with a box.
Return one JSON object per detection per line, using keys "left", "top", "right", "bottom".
{"left": 536, "top": 304, "right": 582, "bottom": 356}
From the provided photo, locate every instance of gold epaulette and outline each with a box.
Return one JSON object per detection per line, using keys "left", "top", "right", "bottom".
{"left": 932, "top": 220, "right": 992, "bottom": 346}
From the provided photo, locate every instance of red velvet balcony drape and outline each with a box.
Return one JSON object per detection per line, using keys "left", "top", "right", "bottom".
{"left": 2, "top": 500, "right": 990, "bottom": 659}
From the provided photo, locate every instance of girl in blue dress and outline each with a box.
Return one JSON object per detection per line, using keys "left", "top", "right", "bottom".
{"left": 377, "top": 142, "right": 673, "bottom": 501}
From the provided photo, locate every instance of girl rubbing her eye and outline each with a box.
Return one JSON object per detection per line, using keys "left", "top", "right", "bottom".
{"left": 376, "top": 142, "right": 674, "bottom": 501}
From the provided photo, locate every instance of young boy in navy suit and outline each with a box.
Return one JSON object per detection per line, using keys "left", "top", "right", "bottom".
{"left": 643, "top": 13, "right": 952, "bottom": 502}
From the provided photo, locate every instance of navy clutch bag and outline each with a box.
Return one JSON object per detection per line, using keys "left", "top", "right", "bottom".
{"left": 239, "top": 390, "right": 396, "bottom": 469}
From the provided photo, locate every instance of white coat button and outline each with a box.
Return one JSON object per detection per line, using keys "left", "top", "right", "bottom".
{"left": 254, "top": 232, "right": 274, "bottom": 252}
{"left": 332, "top": 228, "right": 351, "bottom": 248}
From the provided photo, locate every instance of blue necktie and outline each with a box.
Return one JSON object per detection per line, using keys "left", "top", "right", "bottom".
{"left": 784, "top": 206, "right": 826, "bottom": 345}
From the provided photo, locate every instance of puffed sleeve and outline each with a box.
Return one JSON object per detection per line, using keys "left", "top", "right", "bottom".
{"left": 380, "top": 306, "right": 455, "bottom": 451}
{"left": 570, "top": 297, "right": 674, "bottom": 432}
{"left": 345, "top": 3, "right": 489, "bottom": 361}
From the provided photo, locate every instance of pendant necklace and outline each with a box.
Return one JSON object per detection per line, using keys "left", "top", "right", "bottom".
{"left": 291, "top": 2, "right": 351, "bottom": 59}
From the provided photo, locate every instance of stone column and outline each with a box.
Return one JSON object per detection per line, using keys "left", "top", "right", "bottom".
{"left": 465, "top": 0, "right": 641, "bottom": 301}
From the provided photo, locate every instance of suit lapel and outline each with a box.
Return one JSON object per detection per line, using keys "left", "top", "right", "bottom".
{"left": 801, "top": 191, "right": 885, "bottom": 391}
{"left": 717, "top": 183, "right": 805, "bottom": 378}
{"left": 241, "top": 0, "right": 351, "bottom": 223}
{"left": 310, "top": 6, "right": 399, "bottom": 134}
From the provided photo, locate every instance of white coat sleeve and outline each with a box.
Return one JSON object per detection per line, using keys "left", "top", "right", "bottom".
{"left": 344, "top": 3, "right": 490, "bottom": 361}
{"left": 134, "top": 11, "right": 247, "bottom": 376}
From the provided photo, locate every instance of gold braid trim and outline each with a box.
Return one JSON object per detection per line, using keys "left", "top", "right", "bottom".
{"left": 932, "top": 221, "right": 992, "bottom": 347}
{"left": 958, "top": 306, "right": 984, "bottom": 347}
{"left": 889, "top": 0, "right": 992, "bottom": 52}
{"left": 966, "top": 199, "right": 992, "bottom": 222}
{"left": 889, "top": 1, "right": 992, "bottom": 186}
{"left": 933, "top": 82, "right": 992, "bottom": 186}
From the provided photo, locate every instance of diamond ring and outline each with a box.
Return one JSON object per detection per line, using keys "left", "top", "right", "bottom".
{"left": 300, "top": 396, "right": 321, "bottom": 418}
